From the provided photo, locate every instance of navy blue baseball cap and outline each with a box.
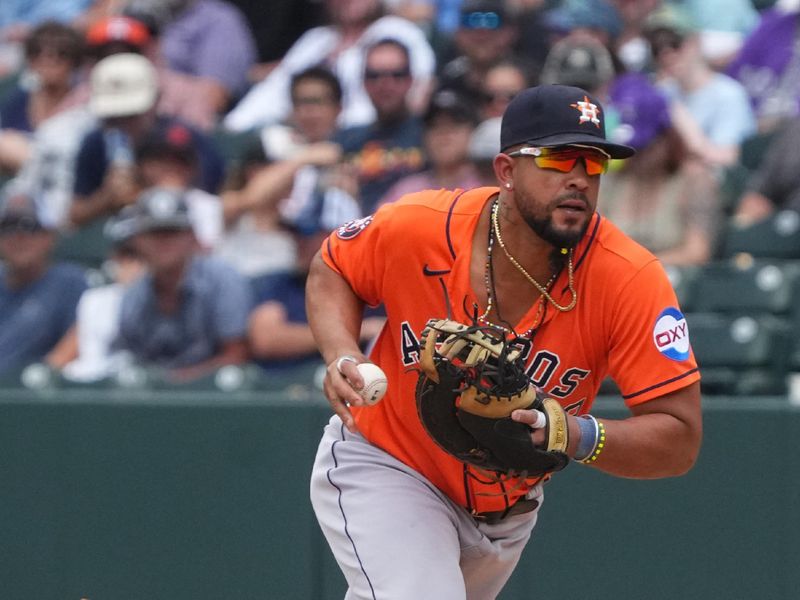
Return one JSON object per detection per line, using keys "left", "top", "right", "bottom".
{"left": 500, "top": 84, "right": 635, "bottom": 158}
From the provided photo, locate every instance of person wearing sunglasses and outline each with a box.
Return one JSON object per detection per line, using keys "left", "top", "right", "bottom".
{"left": 331, "top": 38, "right": 426, "bottom": 214}
{"left": 223, "top": 0, "right": 435, "bottom": 133}
{"left": 479, "top": 57, "right": 528, "bottom": 120}
{"left": 305, "top": 83, "right": 702, "bottom": 599}
{"left": 438, "top": 0, "right": 521, "bottom": 103}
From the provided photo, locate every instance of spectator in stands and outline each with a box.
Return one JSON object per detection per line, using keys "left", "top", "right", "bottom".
{"left": 217, "top": 67, "right": 349, "bottom": 279}
{"left": 0, "top": 22, "right": 84, "bottom": 173}
{"left": 10, "top": 105, "right": 97, "bottom": 229}
{"left": 727, "top": 3, "right": 800, "bottom": 133}
{"left": 63, "top": 15, "right": 218, "bottom": 131}
{"left": 733, "top": 118, "right": 800, "bottom": 226}
{"left": 226, "top": 0, "right": 324, "bottom": 75}
{"left": 213, "top": 143, "right": 296, "bottom": 279}
{"left": 13, "top": 21, "right": 221, "bottom": 229}
{"left": 0, "top": 21, "right": 83, "bottom": 132}
{"left": 644, "top": 4, "right": 756, "bottom": 168}
{"left": 0, "top": 185, "right": 87, "bottom": 377}
{"left": 332, "top": 38, "right": 425, "bottom": 214}
{"left": 437, "top": 0, "right": 521, "bottom": 101}
{"left": 479, "top": 58, "right": 529, "bottom": 120}
{"left": 69, "top": 53, "right": 224, "bottom": 229}
{"left": 467, "top": 115, "right": 501, "bottom": 186}
{"left": 85, "top": 13, "right": 151, "bottom": 59}
{"left": 222, "top": 0, "right": 435, "bottom": 131}
{"left": 385, "top": 0, "right": 461, "bottom": 42}
{"left": 539, "top": 36, "right": 616, "bottom": 95}
{"left": 544, "top": 0, "right": 624, "bottom": 55}
{"left": 54, "top": 206, "right": 146, "bottom": 382}
{"left": 134, "top": 121, "right": 223, "bottom": 250}
{"left": 600, "top": 73, "right": 721, "bottom": 266}
{"left": 258, "top": 67, "right": 345, "bottom": 164}
{"left": 248, "top": 193, "right": 380, "bottom": 373}
{"left": 116, "top": 186, "right": 251, "bottom": 381}
{"left": 0, "top": 0, "right": 94, "bottom": 77}
{"left": 606, "top": 0, "right": 660, "bottom": 72}
{"left": 123, "top": 0, "right": 257, "bottom": 114}
{"left": 678, "top": 0, "right": 761, "bottom": 68}
{"left": 379, "top": 88, "right": 481, "bottom": 205}
{"left": 510, "top": 0, "right": 556, "bottom": 71}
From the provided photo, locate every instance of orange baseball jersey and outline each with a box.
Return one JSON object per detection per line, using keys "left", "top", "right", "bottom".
{"left": 321, "top": 186, "right": 700, "bottom": 514}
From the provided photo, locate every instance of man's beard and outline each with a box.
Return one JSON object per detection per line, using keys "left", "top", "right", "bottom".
{"left": 518, "top": 192, "right": 591, "bottom": 249}
{"left": 523, "top": 214, "right": 588, "bottom": 248}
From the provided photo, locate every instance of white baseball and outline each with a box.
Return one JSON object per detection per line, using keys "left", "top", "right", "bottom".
{"left": 356, "top": 363, "right": 388, "bottom": 405}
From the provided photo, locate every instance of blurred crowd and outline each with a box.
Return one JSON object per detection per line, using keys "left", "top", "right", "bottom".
{"left": 0, "top": 0, "right": 796, "bottom": 388}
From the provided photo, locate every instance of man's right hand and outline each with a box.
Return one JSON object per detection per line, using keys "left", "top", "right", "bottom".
{"left": 323, "top": 354, "right": 370, "bottom": 433}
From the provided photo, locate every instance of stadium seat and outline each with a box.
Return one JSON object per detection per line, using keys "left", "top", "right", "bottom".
{"left": 717, "top": 165, "right": 749, "bottom": 216}
{"left": 720, "top": 210, "right": 800, "bottom": 260}
{"left": 738, "top": 129, "right": 776, "bottom": 172}
{"left": 663, "top": 264, "right": 700, "bottom": 312}
{"left": 687, "top": 312, "right": 791, "bottom": 395}
{"left": 690, "top": 259, "right": 800, "bottom": 315}
{"left": 113, "top": 362, "right": 324, "bottom": 396}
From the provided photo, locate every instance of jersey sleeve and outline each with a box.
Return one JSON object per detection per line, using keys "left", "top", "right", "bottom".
{"left": 607, "top": 259, "right": 700, "bottom": 406}
{"left": 320, "top": 205, "right": 394, "bottom": 307}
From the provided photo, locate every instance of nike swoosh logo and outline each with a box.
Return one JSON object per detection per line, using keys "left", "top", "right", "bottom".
{"left": 422, "top": 264, "right": 451, "bottom": 276}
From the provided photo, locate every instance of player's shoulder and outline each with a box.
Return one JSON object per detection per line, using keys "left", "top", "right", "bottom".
{"left": 590, "top": 216, "right": 662, "bottom": 275}
{"left": 352, "top": 187, "right": 494, "bottom": 251}
{"left": 388, "top": 186, "right": 495, "bottom": 218}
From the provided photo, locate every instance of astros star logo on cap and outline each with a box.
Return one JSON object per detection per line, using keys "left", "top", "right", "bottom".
{"left": 570, "top": 95, "right": 601, "bottom": 128}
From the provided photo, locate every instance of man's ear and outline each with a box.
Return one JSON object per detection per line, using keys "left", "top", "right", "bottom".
{"left": 493, "top": 153, "right": 515, "bottom": 190}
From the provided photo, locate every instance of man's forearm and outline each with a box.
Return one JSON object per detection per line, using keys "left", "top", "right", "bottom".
{"left": 68, "top": 192, "right": 114, "bottom": 227}
{"left": 585, "top": 383, "right": 702, "bottom": 479}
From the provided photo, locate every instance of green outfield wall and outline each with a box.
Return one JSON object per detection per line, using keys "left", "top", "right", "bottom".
{"left": 0, "top": 388, "right": 796, "bottom": 600}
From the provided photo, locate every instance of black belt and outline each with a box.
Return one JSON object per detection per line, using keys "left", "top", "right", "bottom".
{"left": 472, "top": 496, "right": 539, "bottom": 525}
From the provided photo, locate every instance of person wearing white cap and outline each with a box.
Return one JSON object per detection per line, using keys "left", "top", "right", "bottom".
{"left": 67, "top": 52, "right": 224, "bottom": 230}
{"left": 88, "top": 52, "right": 159, "bottom": 119}
{"left": 68, "top": 53, "right": 159, "bottom": 229}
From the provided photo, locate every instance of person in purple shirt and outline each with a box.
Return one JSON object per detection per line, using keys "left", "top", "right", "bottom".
{"left": 727, "top": 5, "right": 800, "bottom": 132}
{"left": 125, "top": 0, "right": 257, "bottom": 114}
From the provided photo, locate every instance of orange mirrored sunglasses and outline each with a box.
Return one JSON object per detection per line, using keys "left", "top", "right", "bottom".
{"left": 506, "top": 144, "right": 610, "bottom": 176}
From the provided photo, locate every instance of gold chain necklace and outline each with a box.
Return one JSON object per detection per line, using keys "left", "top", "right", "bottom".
{"left": 477, "top": 200, "right": 550, "bottom": 337}
{"left": 490, "top": 200, "right": 578, "bottom": 312}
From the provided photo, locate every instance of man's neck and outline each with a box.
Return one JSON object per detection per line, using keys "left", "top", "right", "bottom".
{"left": 377, "top": 110, "right": 409, "bottom": 128}
{"left": 153, "top": 261, "right": 189, "bottom": 295}
{"left": 4, "top": 262, "right": 48, "bottom": 291}
{"left": 678, "top": 61, "right": 712, "bottom": 92}
{"left": 492, "top": 196, "right": 559, "bottom": 285}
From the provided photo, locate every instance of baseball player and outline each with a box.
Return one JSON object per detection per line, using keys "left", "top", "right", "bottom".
{"left": 306, "top": 84, "right": 702, "bottom": 599}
